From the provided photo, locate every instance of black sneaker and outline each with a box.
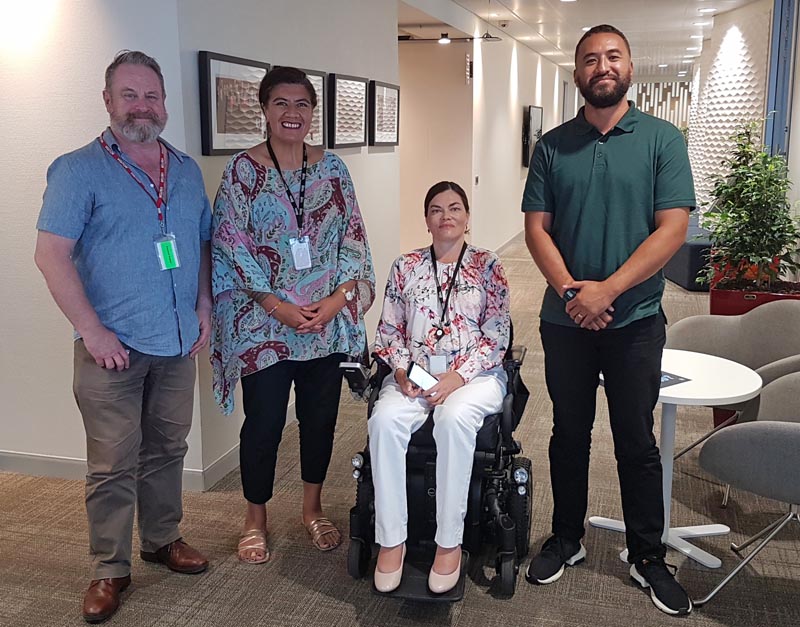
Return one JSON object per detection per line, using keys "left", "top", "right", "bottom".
{"left": 631, "top": 558, "right": 692, "bottom": 616}
{"left": 525, "top": 535, "right": 586, "bottom": 585}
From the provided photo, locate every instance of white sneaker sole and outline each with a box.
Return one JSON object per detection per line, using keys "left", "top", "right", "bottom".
{"left": 527, "top": 544, "right": 586, "bottom": 585}
{"left": 630, "top": 564, "right": 693, "bottom": 616}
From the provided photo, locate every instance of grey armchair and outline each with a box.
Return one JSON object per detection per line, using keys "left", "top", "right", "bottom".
{"left": 694, "top": 377, "right": 800, "bottom": 608}
{"left": 665, "top": 300, "right": 800, "bottom": 469}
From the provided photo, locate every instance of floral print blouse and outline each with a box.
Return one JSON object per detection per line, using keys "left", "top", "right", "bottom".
{"left": 375, "top": 245, "right": 510, "bottom": 382}
{"left": 211, "top": 151, "right": 375, "bottom": 414}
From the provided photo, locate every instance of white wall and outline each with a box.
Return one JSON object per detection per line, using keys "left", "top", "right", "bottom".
{"left": 0, "top": 0, "right": 192, "bottom": 475}
{"left": 471, "top": 37, "right": 575, "bottom": 251}
{"left": 0, "top": 0, "right": 401, "bottom": 488}
{"left": 402, "top": 0, "right": 576, "bottom": 252}
{"left": 399, "top": 43, "right": 473, "bottom": 251}
{"left": 687, "top": 0, "right": 772, "bottom": 205}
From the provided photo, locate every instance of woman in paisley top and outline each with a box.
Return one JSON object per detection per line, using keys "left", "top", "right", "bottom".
{"left": 211, "top": 67, "right": 375, "bottom": 564}
{"left": 370, "top": 181, "right": 510, "bottom": 594}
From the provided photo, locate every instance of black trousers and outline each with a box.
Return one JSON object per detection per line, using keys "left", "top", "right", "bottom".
{"left": 540, "top": 314, "right": 667, "bottom": 563}
{"left": 240, "top": 353, "right": 346, "bottom": 505}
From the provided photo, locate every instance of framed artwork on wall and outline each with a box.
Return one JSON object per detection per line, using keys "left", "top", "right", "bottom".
{"left": 328, "top": 73, "right": 368, "bottom": 149}
{"left": 368, "top": 80, "right": 400, "bottom": 146}
{"left": 522, "top": 105, "right": 543, "bottom": 168}
{"left": 198, "top": 51, "right": 270, "bottom": 155}
{"left": 300, "top": 68, "right": 327, "bottom": 148}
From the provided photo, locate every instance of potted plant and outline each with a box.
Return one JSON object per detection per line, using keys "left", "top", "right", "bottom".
{"left": 700, "top": 119, "right": 800, "bottom": 315}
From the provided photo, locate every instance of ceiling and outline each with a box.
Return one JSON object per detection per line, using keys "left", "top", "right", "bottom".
{"left": 399, "top": 0, "right": 763, "bottom": 81}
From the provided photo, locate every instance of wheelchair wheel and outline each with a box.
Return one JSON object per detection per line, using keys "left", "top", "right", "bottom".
{"left": 497, "top": 553, "right": 517, "bottom": 595}
{"left": 347, "top": 539, "right": 370, "bottom": 579}
{"left": 509, "top": 457, "right": 533, "bottom": 559}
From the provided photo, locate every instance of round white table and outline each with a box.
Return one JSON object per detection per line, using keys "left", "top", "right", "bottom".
{"left": 588, "top": 348, "right": 762, "bottom": 568}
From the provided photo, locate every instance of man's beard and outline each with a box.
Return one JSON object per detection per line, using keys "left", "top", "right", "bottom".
{"left": 578, "top": 72, "right": 631, "bottom": 108}
{"left": 111, "top": 111, "right": 167, "bottom": 143}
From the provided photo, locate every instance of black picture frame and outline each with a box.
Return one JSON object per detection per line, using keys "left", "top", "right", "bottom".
{"left": 327, "top": 73, "right": 368, "bottom": 149}
{"left": 300, "top": 68, "right": 327, "bottom": 148}
{"left": 198, "top": 51, "right": 270, "bottom": 155}
{"left": 522, "top": 105, "right": 543, "bottom": 168}
{"left": 368, "top": 80, "right": 400, "bottom": 146}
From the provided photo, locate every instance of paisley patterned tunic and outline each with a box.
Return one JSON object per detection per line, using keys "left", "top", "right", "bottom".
{"left": 211, "top": 151, "right": 375, "bottom": 414}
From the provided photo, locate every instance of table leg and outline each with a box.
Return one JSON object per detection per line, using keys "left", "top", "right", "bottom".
{"left": 660, "top": 403, "right": 677, "bottom": 541}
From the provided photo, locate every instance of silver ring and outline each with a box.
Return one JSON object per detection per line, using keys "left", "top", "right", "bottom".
{"left": 430, "top": 391, "right": 437, "bottom": 396}
{"left": 576, "top": 313, "right": 583, "bottom": 319}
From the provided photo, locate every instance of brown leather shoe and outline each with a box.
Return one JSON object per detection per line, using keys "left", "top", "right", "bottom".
{"left": 140, "top": 538, "right": 208, "bottom": 574}
{"left": 82, "top": 576, "right": 131, "bottom": 623}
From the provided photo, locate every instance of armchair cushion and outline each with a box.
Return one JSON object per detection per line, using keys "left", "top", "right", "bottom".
{"left": 699, "top": 421, "right": 800, "bottom": 505}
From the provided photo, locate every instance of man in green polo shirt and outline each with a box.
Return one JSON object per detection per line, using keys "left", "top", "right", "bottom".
{"left": 522, "top": 25, "right": 695, "bottom": 616}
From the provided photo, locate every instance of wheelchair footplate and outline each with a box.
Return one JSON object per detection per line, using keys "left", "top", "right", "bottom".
{"left": 373, "top": 547, "right": 470, "bottom": 602}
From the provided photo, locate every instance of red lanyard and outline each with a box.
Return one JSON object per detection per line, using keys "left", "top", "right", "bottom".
{"left": 98, "top": 135, "right": 167, "bottom": 225}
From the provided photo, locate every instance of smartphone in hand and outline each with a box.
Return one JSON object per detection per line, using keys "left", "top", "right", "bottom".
{"left": 407, "top": 362, "right": 439, "bottom": 391}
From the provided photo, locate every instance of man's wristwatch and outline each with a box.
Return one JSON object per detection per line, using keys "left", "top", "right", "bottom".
{"left": 339, "top": 286, "right": 355, "bottom": 302}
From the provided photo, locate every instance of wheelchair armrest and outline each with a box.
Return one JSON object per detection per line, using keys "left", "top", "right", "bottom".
{"left": 367, "top": 353, "right": 392, "bottom": 415}
{"left": 504, "top": 345, "right": 527, "bottom": 367}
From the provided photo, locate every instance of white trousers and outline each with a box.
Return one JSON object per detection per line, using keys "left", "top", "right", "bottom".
{"left": 368, "top": 370, "right": 506, "bottom": 548}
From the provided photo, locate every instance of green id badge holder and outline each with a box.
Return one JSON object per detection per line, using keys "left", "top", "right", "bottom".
{"left": 154, "top": 233, "right": 181, "bottom": 270}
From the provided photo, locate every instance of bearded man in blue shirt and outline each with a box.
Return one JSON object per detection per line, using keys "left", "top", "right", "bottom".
{"left": 35, "top": 50, "right": 211, "bottom": 624}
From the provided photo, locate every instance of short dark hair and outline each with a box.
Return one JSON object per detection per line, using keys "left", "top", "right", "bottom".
{"left": 424, "top": 181, "right": 470, "bottom": 217}
{"left": 105, "top": 50, "right": 165, "bottom": 95}
{"left": 258, "top": 66, "right": 317, "bottom": 108}
{"left": 574, "top": 25, "right": 631, "bottom": 64}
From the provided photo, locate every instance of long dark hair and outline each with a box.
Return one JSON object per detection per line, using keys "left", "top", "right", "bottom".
{"left": 423, "top": 181, "right": 470, "bottom": 217}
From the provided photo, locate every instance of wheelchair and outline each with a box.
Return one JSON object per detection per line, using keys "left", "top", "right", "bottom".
{"left": 341, "top": 341, "right": 532, "bottom": 599}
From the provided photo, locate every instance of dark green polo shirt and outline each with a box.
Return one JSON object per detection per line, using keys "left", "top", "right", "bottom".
{"left": 522, "top": 102, "right": 695, "bottom": 328}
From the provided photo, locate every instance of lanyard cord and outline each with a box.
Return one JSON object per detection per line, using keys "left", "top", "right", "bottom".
{"left": 429, "top": 241, "right": 468, "bottom": 338}
{"left": 266, "top": 139, "right": 308, "bottom": 230}
{"left": 98, "top": 135, "right": 167, "bottom": 228}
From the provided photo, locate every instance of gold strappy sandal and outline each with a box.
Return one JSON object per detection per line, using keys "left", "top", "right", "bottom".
{"left": 237, "top": 528, "right": 270, "bottom": 564}
{"left": 304, "top": 517, "right": 341, "bottom": 552}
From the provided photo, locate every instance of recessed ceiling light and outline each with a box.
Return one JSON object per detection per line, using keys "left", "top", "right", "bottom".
{"left": 693, "top": 21, "right": 711, "bottom": 26}
{"left": 581, "top": 26, "right": 590, "bottom": 31}
{"left": 658, "top": 64, "right": 668, "bottom": 68}
{"left": 560, "top": 0, "right": 578, "bottom": 3}
{"left": 690, "top": 34, "right": 704, "bottom": 39}
{"left": 686, "top": 47, "right": 700, "bottom": 51}
{"left": 490, "top": 12, "right": 499, "bottom": 17}
{"left": 698, "top": 7, "right": 716, "bottom": 13}
{"left": 682, "top": 59, "right": 694, "bottom": 63}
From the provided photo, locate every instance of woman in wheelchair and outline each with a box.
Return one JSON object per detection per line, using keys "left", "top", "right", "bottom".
{"left": 369, "top": 181, "right": 511, "bottom": 594}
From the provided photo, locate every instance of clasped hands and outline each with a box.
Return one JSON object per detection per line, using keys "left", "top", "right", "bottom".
{"left": 563, "top": 280, "right": 616, "bottom": 330}
{"left": 272, "top": 292, "right": 346, "bottom": 334}
{"left": 395, "top": 368, "right": 465, "bottom": 406}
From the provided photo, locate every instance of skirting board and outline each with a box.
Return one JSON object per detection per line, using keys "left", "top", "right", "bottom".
{"left": 0, "top": 449, "right": 234, "bottom": 492}
{"left": 0, "top": 404, "right": 298, "bottom": 492}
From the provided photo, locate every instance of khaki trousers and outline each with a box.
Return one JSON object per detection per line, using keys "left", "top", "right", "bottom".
{"left": 73, "top": 340, "right": 195, "bottom": 579}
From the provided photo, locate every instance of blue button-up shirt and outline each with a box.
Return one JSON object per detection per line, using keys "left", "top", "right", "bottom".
{"left": 37, "top": 129, "right": 212, "bottom": 356}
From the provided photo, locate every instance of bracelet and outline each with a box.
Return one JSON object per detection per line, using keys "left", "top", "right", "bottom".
{"left": 267, "top": 301, "right": 282, "bottom": 316}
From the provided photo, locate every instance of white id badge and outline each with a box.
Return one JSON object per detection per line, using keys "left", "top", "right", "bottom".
{"left": 154, "top": 233, "right": 181, "bottom": 271}
{"left": 429, "top": 354, "right": 448, "bottom": 375}
{"left": 289, "top": 236, "right": 312, "bottom": 270}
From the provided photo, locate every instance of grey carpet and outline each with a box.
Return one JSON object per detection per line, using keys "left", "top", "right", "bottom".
{"left": 1, "top": 234, "right": 798, "bottom": 626}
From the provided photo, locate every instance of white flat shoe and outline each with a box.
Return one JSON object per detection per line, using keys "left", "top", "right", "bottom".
{"left": 374, "top": 545, "right": 406, "bottom": 593}
{"left": 428, "top": 551, "right": 461, "bottom": 594}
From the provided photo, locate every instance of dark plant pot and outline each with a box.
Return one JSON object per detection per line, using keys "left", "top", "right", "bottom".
{"left": 709, "top": 287, "right": 800, "bottom": 315}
